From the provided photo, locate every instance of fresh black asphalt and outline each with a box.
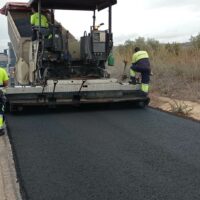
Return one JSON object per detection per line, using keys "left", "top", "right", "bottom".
{"left": 6, "top": 107, "right": 200, "bottom": 200}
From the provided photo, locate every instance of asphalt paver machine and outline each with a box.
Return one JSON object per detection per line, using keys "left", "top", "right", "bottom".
{"left": 0, "top": 0, "right": 150, "bottom": 112}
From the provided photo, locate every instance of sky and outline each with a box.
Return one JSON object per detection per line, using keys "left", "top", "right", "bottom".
{"left": 0, "top": 0, "right": 200, "bottom": 50}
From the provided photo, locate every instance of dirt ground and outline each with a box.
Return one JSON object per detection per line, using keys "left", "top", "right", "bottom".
{"left": 149, "top": 93, "right": 200, "bottom": 121}
{"left": 0, "top": 132, "right": 21, "bottom": 200}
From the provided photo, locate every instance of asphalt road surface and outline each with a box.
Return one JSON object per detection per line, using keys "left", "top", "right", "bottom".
{"left": 6, "top": 106, "right": 200, "bottom": 200}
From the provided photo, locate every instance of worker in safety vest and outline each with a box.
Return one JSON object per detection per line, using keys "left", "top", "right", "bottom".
{"left": 30, "top": 8, "right": 49, "bottom": 41}
{"left": 0, "top": 67, "right": 9, "bottom": 136}
{"left": 129, "top": 47, "right": 151, "bottom": 93}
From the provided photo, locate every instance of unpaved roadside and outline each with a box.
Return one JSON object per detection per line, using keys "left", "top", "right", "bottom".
{"left": 149, "top": 93, "right": 200, "bottom": 121}
{"left": 0, "top": 132, "right": 21, "bottom": 200}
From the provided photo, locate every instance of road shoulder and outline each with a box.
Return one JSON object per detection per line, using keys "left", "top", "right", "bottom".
{"left": 0, "top": 131, "right": 22, "bottom": 200}
{"left": 150, "top": 93, "right": 200, "bottom": 121}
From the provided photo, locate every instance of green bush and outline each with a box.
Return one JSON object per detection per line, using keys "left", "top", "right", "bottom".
{"left": 190, "top": 33, "right": 200, "bottom": 49}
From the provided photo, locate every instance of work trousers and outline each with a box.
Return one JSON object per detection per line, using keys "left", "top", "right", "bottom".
{"left": 130, "top": 63, "right": 151, "bottom": 93}
{"left": 32, "top": 27, "right": 49, "bottom": 41}
{"left": 130, "top": 64, "right": 151, "bottom": 84}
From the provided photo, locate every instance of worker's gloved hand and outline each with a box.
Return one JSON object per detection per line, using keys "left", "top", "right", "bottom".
{"left": 129, "top": 77, "right": 136, "bottom": 85}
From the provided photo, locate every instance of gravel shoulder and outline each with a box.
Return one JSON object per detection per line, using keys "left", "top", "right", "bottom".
{"left": 149, "top": 93, "right": 200, "bottom": 121}
{"left": 0, "top": 130, "right": 21, "bottom": 200}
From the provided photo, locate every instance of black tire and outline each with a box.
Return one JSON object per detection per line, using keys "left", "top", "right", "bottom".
{"left": 137, "top": 101, "right": 146, "bottom": 108}
{"left": 137, "top": 98, "right": 150, "bottom": 108}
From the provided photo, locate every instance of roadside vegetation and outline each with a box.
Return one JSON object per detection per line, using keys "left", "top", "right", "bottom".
{"left": 111, "top": 34, "right": 200, "bottom": 102}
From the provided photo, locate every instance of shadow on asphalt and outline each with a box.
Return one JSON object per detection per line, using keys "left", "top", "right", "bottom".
{"left": 6, "top": 102, "right": 147, "bottom": 116}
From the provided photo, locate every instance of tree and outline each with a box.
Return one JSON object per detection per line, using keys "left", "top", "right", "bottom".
{"left": 190, "top": 33, "right": 200, "bottom": 49}
{"left": 146, "top": 38, "right": 160, "bottom": 51}
{"left": 134, "top": 37, "right": 146, "bottom": 50}
{"left": 165, "top": 42, "right": 180, "bottom": 55}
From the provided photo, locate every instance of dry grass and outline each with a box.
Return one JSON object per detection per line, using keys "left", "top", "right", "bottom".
{"left": 169, "top": 100, "right": 193, "bottom": 116}
{"left": 111, "top": 44, "right": 200, "bottom": 102}
{"left": 151, "top": 47, "right": 200, "bottom": 101}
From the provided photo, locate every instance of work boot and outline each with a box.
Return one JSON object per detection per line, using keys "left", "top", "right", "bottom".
{"left": 129, "top": 77, "right": 136, "bottom": 85}
{"left": 0, "top": 129, "right": 5, "bottom": 136}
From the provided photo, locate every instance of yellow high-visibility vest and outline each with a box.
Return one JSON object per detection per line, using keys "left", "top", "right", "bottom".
{"left": 0, "top": 67, "right": 9, "bottom": 86}
{"left": 30, "top": 13, "right": 49, "bottom": 28}
{"left": 132, "top": 51, "right": 149, "bottom": 64}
